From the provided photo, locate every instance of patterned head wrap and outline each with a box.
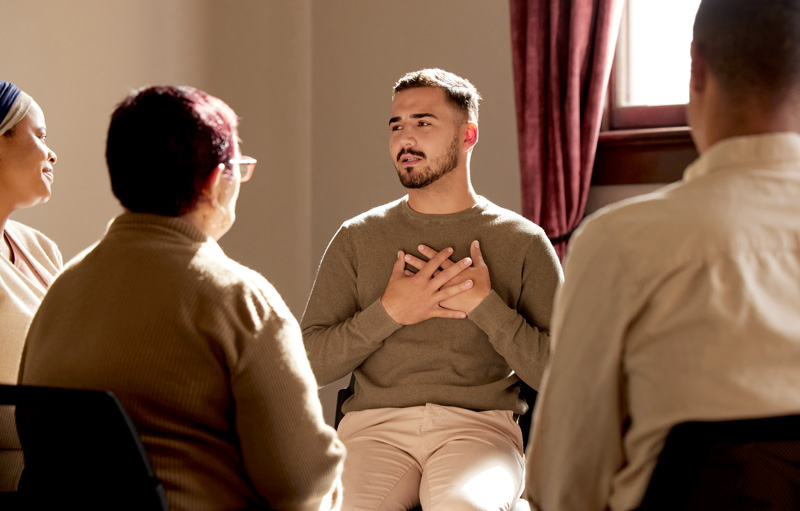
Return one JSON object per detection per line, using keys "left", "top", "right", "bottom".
{"left": 0, "top": 81, "right": 33, "bottom": 136}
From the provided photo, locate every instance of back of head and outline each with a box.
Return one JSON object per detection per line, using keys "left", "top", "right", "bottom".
{"left": 694, "top": 0, "right": 800, "bottom": 106}
{"left": 393, "top": 68, "right": 481, "bottom": 124}
{"left": 105, "top": 86, "right": 238, "bottom": 216}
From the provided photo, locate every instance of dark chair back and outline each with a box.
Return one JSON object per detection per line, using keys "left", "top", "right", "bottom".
{"left": 517, "top": 382, "right": 538, "bottom": 449}
{"left": 637, "top": 414, "right": 800, "bottom": 511}
{"left": 0, "top": 384, "right": 168, "bottom": 510}
{"left": 333, "top": 374, "right": 355, "bottom": 430}
{"left": 0, "top": 399, "right": 23, "bottom": 507}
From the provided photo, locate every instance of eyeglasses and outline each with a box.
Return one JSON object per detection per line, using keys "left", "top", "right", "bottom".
{"left": 227, "top": 156, "right": 257, "bottom": 183}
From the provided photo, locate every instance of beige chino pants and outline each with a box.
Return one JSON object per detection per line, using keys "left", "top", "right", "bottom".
{"left": 337, "top": 403, "right": 525, "bottom": 511}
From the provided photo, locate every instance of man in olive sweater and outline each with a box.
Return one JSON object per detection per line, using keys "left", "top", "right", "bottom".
{"left": 302, "top": 69, "right": 563, "bottom": 510}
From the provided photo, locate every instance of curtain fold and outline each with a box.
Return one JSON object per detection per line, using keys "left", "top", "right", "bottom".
{"left": 510, "top": 0, "right": 624, "bottom": 259}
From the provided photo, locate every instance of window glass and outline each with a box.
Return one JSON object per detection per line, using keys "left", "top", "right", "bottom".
{"left": 617, "top": 0, "right": 701, "bottom": 107}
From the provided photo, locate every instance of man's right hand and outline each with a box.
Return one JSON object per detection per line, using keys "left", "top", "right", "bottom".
{"left": 380, "top": 247, "right": 474, "bottom": 325}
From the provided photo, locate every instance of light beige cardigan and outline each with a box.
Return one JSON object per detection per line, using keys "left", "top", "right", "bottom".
{"left": 0, "top": 219, "right": 61, "bottom": 383}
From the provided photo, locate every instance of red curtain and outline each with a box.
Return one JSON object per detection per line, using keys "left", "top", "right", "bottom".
{"left": 510, "top": 0, "right": 624, "bottom": 259}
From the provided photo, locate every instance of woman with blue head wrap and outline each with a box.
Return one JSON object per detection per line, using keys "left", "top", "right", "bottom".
{"left": 0, "top": 81, "right": 62, "bottom": 384}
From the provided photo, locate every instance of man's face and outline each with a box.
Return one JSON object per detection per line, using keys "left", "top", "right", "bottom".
{"left": 389, "top": 87, "right": 464, "bottom": 189}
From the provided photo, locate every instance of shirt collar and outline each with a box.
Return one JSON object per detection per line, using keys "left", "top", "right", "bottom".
{"left": 684, "top": 132, "right": 800, "bottom": 183}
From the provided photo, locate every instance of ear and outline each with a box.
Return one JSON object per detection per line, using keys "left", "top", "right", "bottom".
{"left": 463, "top": 122, "right": 478, "bottom": 150}
{"left": 690, "top": 42, "right": 707, "bottom": 94}
{"left": 199, "top": 164, "right": 225, "bottom": 206}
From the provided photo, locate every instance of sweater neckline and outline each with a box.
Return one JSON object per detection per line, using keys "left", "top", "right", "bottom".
{"left": 110, "top": 212, "right": 212, "bottom": 244}
{"left": 400, "top": 195, "right": 488, "bottom": 224}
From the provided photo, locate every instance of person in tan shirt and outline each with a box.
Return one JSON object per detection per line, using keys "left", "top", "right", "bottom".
{"left": 526, "top": 1, "right": 800, "bottom": 509}
{"left": 20, "top": 85, "right": 344, "bottom": 511}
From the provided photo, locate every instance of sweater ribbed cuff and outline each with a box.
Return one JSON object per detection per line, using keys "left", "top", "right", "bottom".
{"left": 359, "top": 298, "right": 403, "bottom": 343}
{"left": 468, "top": 290, "right": 517, "bottom": 337}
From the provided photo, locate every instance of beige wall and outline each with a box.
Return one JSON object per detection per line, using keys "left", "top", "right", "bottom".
{"left": 5, "top": 0, "right": 212, "bottom": 258}
{"left": 5, "top": 0, "right": 315, "bottom": 313}
{"left": 5, "top": 1, "right": 520, "bottom": 424}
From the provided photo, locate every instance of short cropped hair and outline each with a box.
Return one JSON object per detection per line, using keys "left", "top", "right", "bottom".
{"left": 393, "top": 68, "right": 481, "bottom": 124}
{"left": 106, "top": 85, "right": 238, "bottom": 216}
{"left": 694, "top": 0, "right": 800, "bottom": 103}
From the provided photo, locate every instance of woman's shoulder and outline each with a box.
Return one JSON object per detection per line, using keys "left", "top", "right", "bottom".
{"left": 6, "top": 219, "right": 54, "bottom": 243}
{"left": 192, "top": 247, "right": 295, "bottom": 323}
{"left": 5, "top": 219, "right": 63, "bottom": 268}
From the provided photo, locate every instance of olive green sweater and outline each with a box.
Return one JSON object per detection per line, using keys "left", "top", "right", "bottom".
{"left": 21, "top": 213, "right": 344, "bottom": 511}
{"left": 302, "top": 197, "right": 563, "bottom": 416}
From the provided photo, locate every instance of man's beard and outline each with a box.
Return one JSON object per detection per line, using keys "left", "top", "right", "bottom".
{"left": 395, "top": 134, "right": 460, "bottom": 189}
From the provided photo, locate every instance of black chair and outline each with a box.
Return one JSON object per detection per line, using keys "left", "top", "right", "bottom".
{"left": 0, "top": 384, "right": 168, "bottom": 510}
{"left": 333, "top": 373, "right": 355, "bottom": 430}
{"left": 334, "top": 375, "right": 536, "bottom": 511}
{"left": 0, "top": 398, "right": 23, "bottom": 507}
{"left": 637, "top": 414, "right": 800, "bottom": 511}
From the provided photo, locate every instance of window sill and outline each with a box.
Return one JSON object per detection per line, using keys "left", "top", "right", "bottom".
{"left": 598, "top": 126, "right": 693, "bottom": 146}
{"left": 592, "top": 126, "right": 698, "bottom": 185}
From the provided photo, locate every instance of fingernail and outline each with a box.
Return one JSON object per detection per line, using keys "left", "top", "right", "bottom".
{"left": 447, "top": 247, "right": 453, "bottom": 253}
{"left": 404, "top": 254, "right": 412, "bottom": 261}
{"left": 418, "top": 244, "right": 425, "bottom": 251}
{"left": 463, "top": 258, "right": 472, "bottom": 265}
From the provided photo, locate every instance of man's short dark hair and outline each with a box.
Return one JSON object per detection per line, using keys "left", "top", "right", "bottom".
{"left": 694, "top": 0, "right": 800, "bottom": 104}
{"left": 105, "top": 85, "right": 238, "bottom": 216}
{"left": 393, "top": 68, "right": 481, "bottom": 124}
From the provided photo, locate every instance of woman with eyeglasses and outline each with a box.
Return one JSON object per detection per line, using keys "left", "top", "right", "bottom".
{"left": 0, "top": 81, "right": 61, "bottom": 384}
{"left": 19, "top": 86, "right": 344, "bottom": 511}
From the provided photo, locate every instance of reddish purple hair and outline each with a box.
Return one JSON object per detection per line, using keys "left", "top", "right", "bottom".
{"left": 106, "top": 85, "right": 239, "bottom": 216}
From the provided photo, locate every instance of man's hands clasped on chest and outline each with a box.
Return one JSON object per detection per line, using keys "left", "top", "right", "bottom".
{"left": 380, "top": 240, "right": 492, "bottom": 325}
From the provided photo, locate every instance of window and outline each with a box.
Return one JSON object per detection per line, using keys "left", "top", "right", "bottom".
{"left": 608, "top": 0, "right": 701, "bottom": 129}
{"left": 594, "top": 1, "right": 702, "bottom": 186}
